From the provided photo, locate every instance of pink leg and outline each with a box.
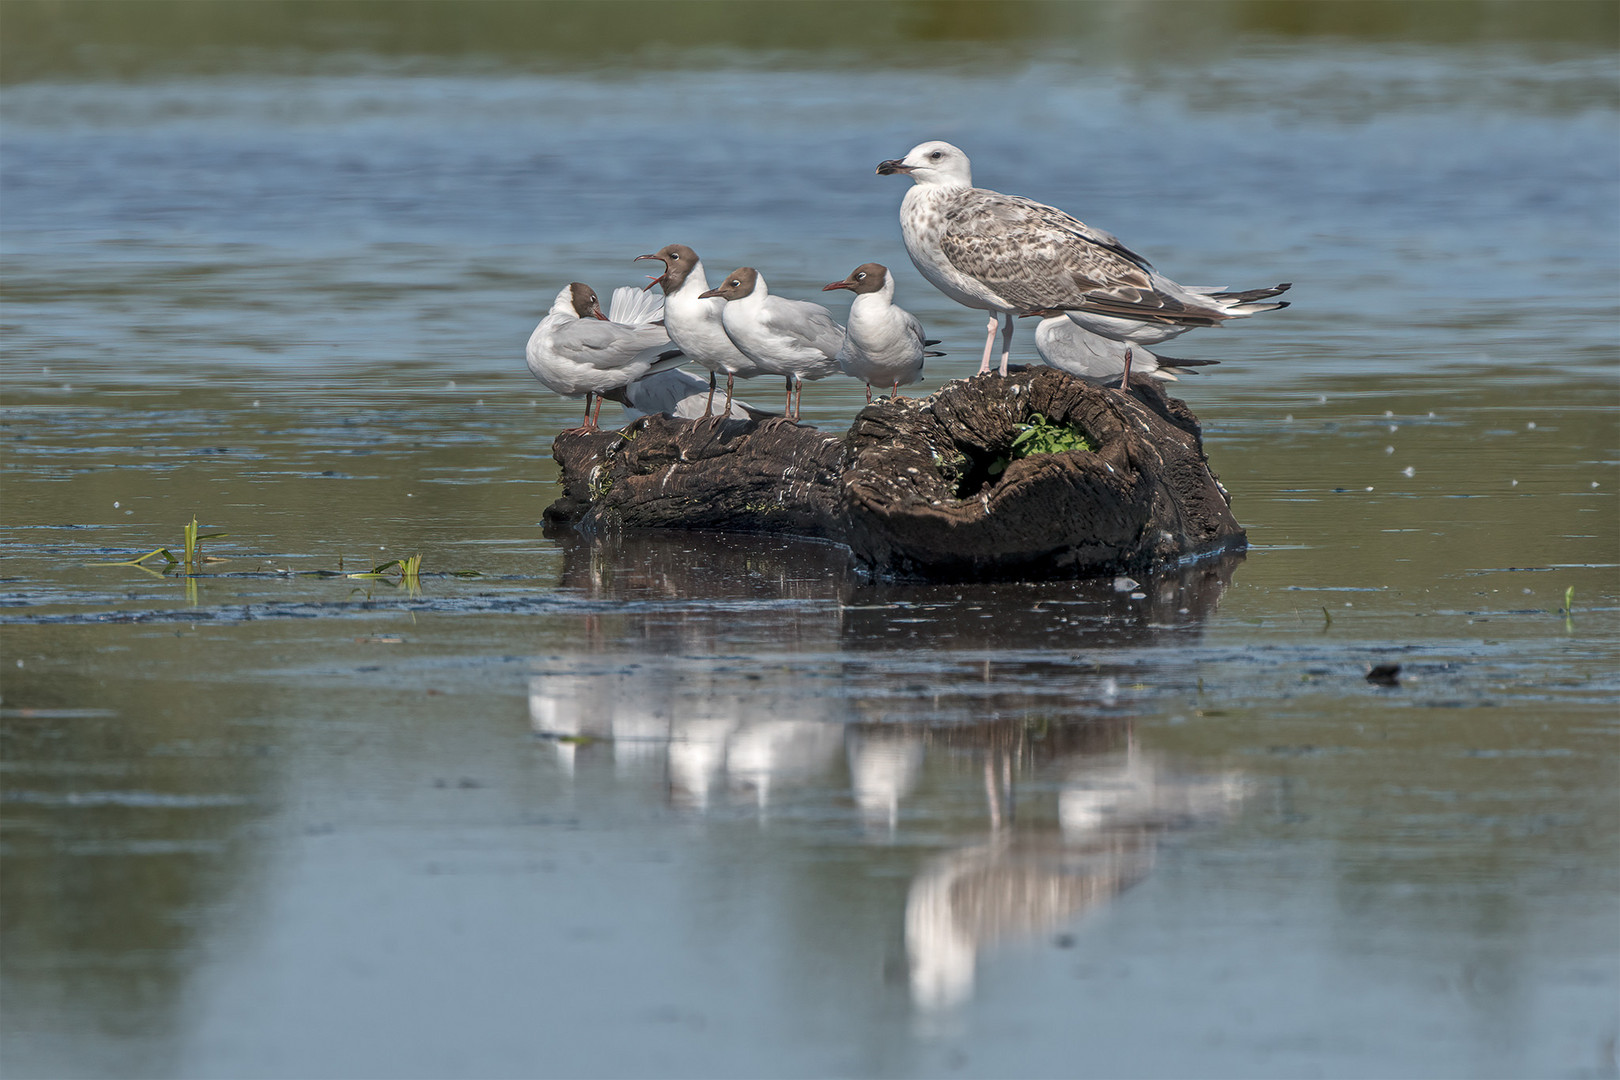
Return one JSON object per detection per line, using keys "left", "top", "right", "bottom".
{"left": 997, "top": 314, "right": 1014, "bottom": 377}
{"left": 722, "top": 372, "right": 736, "bottom": 418}
{"left": 784, "top": 376, "right": 793, "bottom": 416}
{"left": 703, "top": 371, "right": 716, "bottom": 417}
{"left": 581, "top": 393, "right": 595, "bottom": 430}
{"left": 977, "top": 315, "right": 997, "bottom": 375}
{"left": 1118, "top": 347, "right": 1133, "bottom": 392}
{"left": 865, "top": 384, "right": 873, "bottom": 404}
{"left": 591, "top": 393, "right": 605, "bottom": 428}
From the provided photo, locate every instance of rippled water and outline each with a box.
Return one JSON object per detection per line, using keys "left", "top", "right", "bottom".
{"left": 3, "top": 4, "right": 1617, "bottom": 1077}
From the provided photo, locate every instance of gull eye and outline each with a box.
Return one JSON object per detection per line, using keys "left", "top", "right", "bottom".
{"left": 855, "top": 272, "right": 866, "bottom": 280}
{"left": 929, "top": 150, "right": 943, "bottom": 160}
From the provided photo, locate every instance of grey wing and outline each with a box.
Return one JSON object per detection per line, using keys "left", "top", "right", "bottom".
{"left": 769, "top": 299, "right": 846, "bottom": 356}
{"left": 941, "top": 192, "right": 1226, "bottom": 327}
{"left": 561, "top": 321, "right": 671, "bottom": 369}
{"left": 902, "top": 309, "right": 929, "bottom": 349}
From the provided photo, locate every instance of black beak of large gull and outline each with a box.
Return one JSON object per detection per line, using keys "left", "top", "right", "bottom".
{"left": 876, "top": 159, "right": 912, "bottom": 176}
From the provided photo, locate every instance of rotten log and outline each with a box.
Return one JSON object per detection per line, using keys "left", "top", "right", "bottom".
{"left": 543, "top": 365, "right": 1245, "bottom": 582}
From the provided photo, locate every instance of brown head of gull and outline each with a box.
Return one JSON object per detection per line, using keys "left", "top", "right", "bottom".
{"left": 877, "top": 140, "right": 1289, "bottom": 387}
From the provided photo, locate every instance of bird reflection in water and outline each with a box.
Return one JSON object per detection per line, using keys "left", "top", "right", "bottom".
{"left": 528, "top": 532, "right": 1247, "bottom": 1006}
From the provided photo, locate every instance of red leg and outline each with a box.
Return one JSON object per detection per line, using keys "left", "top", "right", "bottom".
{"left": 704, "top": 371, "right": 716, "bottom": 418}
{"left": 1119, "top": 348, "right": 1133, "bottom": 392}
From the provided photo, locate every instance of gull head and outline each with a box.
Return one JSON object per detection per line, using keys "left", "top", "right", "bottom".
{"left": 822, "top": 263, "right": 889, "bottom": 296}
{"left": 698, "top": 266, "right": 760, "bottom": 302}
{"left": 876, "top": 141, "right": 972, "bottom": 189}
{"left": 566, "top": 282, "right": 609, "bottom": 321}
{"left": 634, "top": 243, "right": 700, "bottom": 293}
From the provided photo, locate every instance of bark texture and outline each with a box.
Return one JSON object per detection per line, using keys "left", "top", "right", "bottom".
{"left": 544, "top": 366, "right": 1245, "bottom": 582}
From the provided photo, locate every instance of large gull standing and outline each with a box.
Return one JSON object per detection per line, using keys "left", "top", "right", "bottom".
{"left": 876, "top": 140, "right": 1289, "bottom": 381}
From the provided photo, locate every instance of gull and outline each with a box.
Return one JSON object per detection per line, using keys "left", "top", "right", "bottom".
{"left": 603, "top": 367, "right": 769, "bottom": 422}
{"left": 1032, "top": 313, "right": 1218, "bottom": 387}
{"left": 1032, "top": 317, "right": 1210, "bottom": 386}
{"left": 635, "top": 244, "right": 770, "bottom": 418}
{"left": 699, "top": 267, "right": 843, "bottom": 421}
{"left": 876, "top": 140, "right": 1290, "bottom": 380}
{"left": 822, "top": 262, "right": 943, "bottom": 402}
{"left": 525, "top": 282, "right": 685, "bottom": 430}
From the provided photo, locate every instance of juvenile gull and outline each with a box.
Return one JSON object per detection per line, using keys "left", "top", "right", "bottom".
{"left": 699, "top": 267, "right": 843, "bottom": 421}
{"left": 635, "top": 244, "right": 769, "bottom": 418}
{"left": 822, "top": 262, "right": 942, "bottom": 402}
{"left": 525, "top": 283, "right": 684, "bottom": 430}
{"left": 876, "top": 140, "right": 1289, "bottom": 380}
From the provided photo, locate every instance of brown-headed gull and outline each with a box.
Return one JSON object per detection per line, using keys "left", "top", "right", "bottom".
{"left": 634, "top": 244, "right": 770, "bottom": 419}
{"left": 525, "top": 283, "right": 684, "bottom": 430}
{"left": 699, "top": 267, "right": 843, "bottom": 421}
{"left": 876, "top": 140, "right": 1289, "bottom": 380}
{"left": 822, "top": 262, "right": 943, "bottom": 402}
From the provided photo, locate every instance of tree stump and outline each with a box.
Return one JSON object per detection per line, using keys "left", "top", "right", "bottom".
{"left": 543, "top": 366, "right": 1245, "bottom": 582}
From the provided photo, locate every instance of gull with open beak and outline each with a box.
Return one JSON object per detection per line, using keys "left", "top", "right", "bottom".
{"left": 822, "top": 262, "right": 942, "bottom": 402}
{"left": 525, "top": 282, "right": 685, "bottom": 430}
{"left": 634, "top": 244, "right": 768, "bottom": 419}
{"left": 699, "top": 267, "right": 842, "bottom": 421}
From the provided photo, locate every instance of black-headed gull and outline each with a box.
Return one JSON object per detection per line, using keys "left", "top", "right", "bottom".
{"left": 525, "top": 283, "right": 684, "bottom": 430}
{"left": 635, "top": 244, "right": 769, "bottom": 419}
{"left": 822, "top": 262, "right": 943, "bottom": 402}
{"left": 699, "top": 267, "right": 843, "bottom": 421}
{"left": 876, "top": 140, "right": 1289, "bottom": 380}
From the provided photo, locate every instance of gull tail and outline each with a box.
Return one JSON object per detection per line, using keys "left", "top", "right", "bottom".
{"left": 1154, "top": 355, "right": 1220, "bottom": 379}
{"left": 608, "top": 285, "right": 665, "bottom": 327}
{"left": 1211, "top": 282, "right": 1291, "bottom": 316}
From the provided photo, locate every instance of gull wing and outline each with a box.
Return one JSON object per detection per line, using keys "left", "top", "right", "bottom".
{"left": 763, "top": 298, "right": 846, "bottom": 357}
{"left": 557, "top": 320, "right": 673, "bottom": 370}
{"left": 940, "top": 189, "right": 1229, "bottom": 328}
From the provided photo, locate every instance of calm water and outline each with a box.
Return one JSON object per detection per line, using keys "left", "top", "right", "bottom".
{"left": 3, "top": 4, "right": 1618, "bottom": 1077}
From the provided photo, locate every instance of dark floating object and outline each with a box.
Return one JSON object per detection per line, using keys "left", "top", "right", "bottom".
{"left": 1366, "top": 663, "right": 1403, "bottom": 686}
{"left": 544, "top": 367, "right": 1246, "bottom": 583}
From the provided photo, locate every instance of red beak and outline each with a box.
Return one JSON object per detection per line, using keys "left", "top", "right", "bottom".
{"left": 642, "top": 274, "right": 666, "bottom": 292}
{"left": 822, "top": 280, "right": 852, "bottom": 292}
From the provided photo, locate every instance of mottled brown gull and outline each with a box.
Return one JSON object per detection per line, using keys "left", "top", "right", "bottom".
{"left": 876, "top": 140, "right": 1289, "bottom": 381}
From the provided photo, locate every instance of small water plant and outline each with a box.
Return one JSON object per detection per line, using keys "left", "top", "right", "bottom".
{"left": 347, "top": 553, "right": 424, "bottom": 586}
{"left": 988, "top": 414, "right": 1098, "bottom": 478}
{"left": 91, "top": 516, "right": 228, "bottom": 574}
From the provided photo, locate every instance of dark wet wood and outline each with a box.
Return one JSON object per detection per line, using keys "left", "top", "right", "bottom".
{"left": 544, "top": 366, "right": 1245, "bottom": 582}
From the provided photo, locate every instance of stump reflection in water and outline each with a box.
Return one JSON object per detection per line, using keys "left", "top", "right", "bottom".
{"left": 529, "top": 532, "right": 1246, "bottom": 1008}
